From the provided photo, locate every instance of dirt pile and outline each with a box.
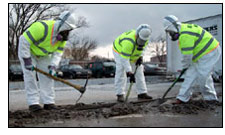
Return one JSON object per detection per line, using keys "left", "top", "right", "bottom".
{"left": 9, "top": 99, "right": 222, "bottom": 127}
{"left": 158, "top": 100, "right": 222, "bottom": 114}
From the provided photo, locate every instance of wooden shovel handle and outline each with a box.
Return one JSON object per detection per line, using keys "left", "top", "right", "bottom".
{"left": 33, "top": 67, "right": 84, "bottom": 93}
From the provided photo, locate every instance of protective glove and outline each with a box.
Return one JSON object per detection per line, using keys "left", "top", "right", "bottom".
{"left": 48, "top": 65, "right": 57, "bottom": 76}
{"left": 23, "top": 57, "right": 34, "bottom": 71}
{"left": 127, "top": 72, "right": 136, "bottom": 83}
{"left": 136, "top": 56, "right": 143, "bottom": 66}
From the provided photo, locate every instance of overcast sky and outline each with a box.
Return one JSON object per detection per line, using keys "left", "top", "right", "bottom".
{"left": 65, "top": 4, "right": 222, "bottom": 58}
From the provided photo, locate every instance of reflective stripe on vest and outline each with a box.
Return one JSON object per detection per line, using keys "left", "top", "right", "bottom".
{"left": 179, "top": 23, "right": 218, "bottom": 62}
{"left": 121, "top": 52, "right": 131, "bottom": 56}
{"left": 119, "top": 38, "right": 136, "bottom": 56}
{"left": 119, "top": 38, "right": 135, "bottom": 45}
{"left": 192, "top": 37, "right": 214, "bottom": 60}
{"left": 57, "top": 47, "right": 64, "bottom": 51}
{"left": 113, "top": 38, "right": 136, "bottom": 56}
{"left": 113, "top": 30, "right": 148, "bottom": 61}
{"left": 180, "top": 30, "right": 205, "bottom": 51}
{"left": 180, "top": 29, "right": 215, "bottom": 61}
{"left": 113, "top": 41, "right": 120, "bottom": 53}
{"left": 26, "top": 21, "right": 49, "bottom": 54}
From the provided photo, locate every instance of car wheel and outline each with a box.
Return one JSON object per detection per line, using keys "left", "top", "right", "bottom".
{"left": 68, "top": 74, "right": 73, "bottom": 79}
{"left": 96, "top": 72, "right": 102, "bottom": 78}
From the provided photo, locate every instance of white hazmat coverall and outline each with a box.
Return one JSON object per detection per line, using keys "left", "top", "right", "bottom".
{"left": 177, "top": 46, "right": 221, "bottom": 102}
{"left": 113, "top": 50, "right": 147, "bottom": 96}
{"left": 18, "top": 25, "right": 63, "bottom": 106}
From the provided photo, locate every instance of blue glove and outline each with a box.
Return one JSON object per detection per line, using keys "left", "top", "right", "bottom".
{"left": 23, "top": 57, "right": 34, "bottom": 71}
{"left": 48, "top": 65, "right": 57, "bottom": 76}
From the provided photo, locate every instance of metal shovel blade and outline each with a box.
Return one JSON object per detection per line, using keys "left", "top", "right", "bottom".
{"left": 75, "top": 74, "right": 89, "bottom": 104}
{"left": 152, "top": 68, "right": 188, "bottom": 107}
{"left": 151, "top": 98, "right": 167, "bottom": 107}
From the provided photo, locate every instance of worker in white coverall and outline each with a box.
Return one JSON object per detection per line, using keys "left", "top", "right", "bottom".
{"left": 18, "top": 11, "right": 76, "bottom": 112}
{"left": 113, "top": 24, "right": 153, "bottom": 102}
{"left": 163, "top": 15, "right": 221, "bottom": 104}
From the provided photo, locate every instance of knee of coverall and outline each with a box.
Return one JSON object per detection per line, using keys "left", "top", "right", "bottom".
{"left": 114, "top": 53, "right": 127, "bottom": 95}
{"left": 132, "top": 64, "right": 147, "bottom": 94}
{"left": 114, "top": 68, "right": 127, "bottom": 95}
{"left": 196, "top": 49, "right": 220, "bottom": 99}
{"left": 201, "top": 76, "right": 218, "bottom": 101}
{"left": 19, "top": 53, "right": 40, "bottom": 105}
{"left": 177, "top": 64, "right": 197, "bottom": 102}
{"left": 18, "top": 48, "right": 38, "bottom": 85}
{"left": 37, "top": 55, "right": 55, "bottom": 104}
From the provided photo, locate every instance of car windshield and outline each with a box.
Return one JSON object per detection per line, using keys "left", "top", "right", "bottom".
{"left": 69, "top": 65, "right": 83, "bottom": 69}
{"left": 10, "top": 64, "right": 22, "bottom": 70}
{"left": 103, "top": 62, "right": 115, "bottom": 67}
{"left": 145, "top": 64, "right": 158, "bottom": 68}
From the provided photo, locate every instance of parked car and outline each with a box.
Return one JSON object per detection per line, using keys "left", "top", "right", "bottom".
{"left": 87, "top": 61, "right": 116, "bottom": 78}
{"left": 143, "top": 63, "right": 166, "bottom": 76}
{"left": 9, "top": 64, "right": 23, "bottom": 81}
{"left": 57, "top": 64, "right": 92, "bottom": 79}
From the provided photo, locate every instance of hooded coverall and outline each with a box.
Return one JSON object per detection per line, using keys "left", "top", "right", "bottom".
{"left": 177, "top": 23, "right": 221, "bottom": 102}
{"left": 113, "top": 30, "right": 149, "bottom": 96}
{"left": 18, "top": 20, "right": 66, "bottom": 105}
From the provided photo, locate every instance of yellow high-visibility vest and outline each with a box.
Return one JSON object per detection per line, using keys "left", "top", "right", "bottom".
{"left": 23, "top": 20, "right": 66, "bottom": 56}
{"left": 179, "top": 23, "right": 219, "bottom": 62}
{"left": 113, "top": 30, "right": 148, "bottom": 62}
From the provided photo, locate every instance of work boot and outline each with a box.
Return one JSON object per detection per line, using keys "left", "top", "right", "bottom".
{"left": 29, "top": 104, "right": 42, "bottom": 112}
{"left": 172, "top": 99, "right": 186, "bottom": 105}
{"left": 117, "top": 95, "right": 125, "bottom": 102}
{"left": 138, "top": 93, "right": 153, "bottom": 100}
{"left": 43, "top": 104, "right": 57, "bottom": 110}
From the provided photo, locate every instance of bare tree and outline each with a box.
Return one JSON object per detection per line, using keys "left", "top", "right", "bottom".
{"left": 148, "top": 35, "right": 167, "bottom": 63}
{"left": 90, "top": 55, "right": 114, "bottom": 62}
{"left": 9, "top": 4, "right": 90, "bottom": 60}
{"left": 75, "top": 16, "right": 89, "bottom": 29}
{"left": 64, "top": 35, "right": 97, "bottom": 61}
{"left": 9, "top": 4, "right": 67, "bottom": 60}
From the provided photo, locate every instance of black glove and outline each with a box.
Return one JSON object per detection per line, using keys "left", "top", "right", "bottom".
{"left": 136, "top": 56, "right": 143, "bottom": 66}
{"left": 127, "top": 72, "right": 136, "bottom": 83}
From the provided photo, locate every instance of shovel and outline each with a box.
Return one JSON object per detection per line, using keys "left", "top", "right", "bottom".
{"left": 33, "top": 67, "right": 88, "bottom": 102}
{"left": 153, "top": 68, "right": 188, "bottom": 106}
{"left": 125, "top": 65, "right": 139, "bottom": 102}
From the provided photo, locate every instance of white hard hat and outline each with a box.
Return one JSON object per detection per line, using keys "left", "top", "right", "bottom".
{"left": 136, "top": 24, "right": 152, "bottom": 41}
{"left": 58, "top": 11, "right": 76, "bottom": 32}
{"left": 163, "top": 15, "right": 181, "bottom": 33}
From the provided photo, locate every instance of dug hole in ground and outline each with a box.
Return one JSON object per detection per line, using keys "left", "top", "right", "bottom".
{"left": 9, "top": 77, "right": 222, "bottom": 127}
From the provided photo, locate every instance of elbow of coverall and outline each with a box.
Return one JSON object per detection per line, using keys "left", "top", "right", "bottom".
{"left": 181, "top": 54, "right": 193, "bottom": 69}
{"left": 18, "top": 35, "right": 31, "bottom": 59}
